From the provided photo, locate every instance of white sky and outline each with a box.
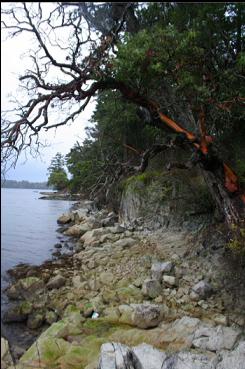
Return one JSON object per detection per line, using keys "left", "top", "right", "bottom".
{"left": 1, "top": 4, "right": 96, "bottom": 182}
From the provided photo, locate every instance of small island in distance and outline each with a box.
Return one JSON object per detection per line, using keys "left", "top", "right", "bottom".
{"left": 1, "top": 179, "right": 50, "bottom": 190}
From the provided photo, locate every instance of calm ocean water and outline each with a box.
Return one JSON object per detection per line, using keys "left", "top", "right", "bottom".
{"left": 1, "top": 188, "right": 74, "bottom": 341}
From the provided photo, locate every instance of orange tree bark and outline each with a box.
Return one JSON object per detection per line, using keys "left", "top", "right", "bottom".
{"left": 97, "top": 78, "right": 245, "bottom": 226}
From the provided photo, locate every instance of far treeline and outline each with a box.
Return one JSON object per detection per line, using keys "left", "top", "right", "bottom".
{"left": 1, "top": 180, "right": 49, "bottom": 190}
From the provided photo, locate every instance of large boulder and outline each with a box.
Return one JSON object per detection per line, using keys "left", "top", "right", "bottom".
{"left": 192, "top": 325, "right": 241, "bottom": 352}
{"left": 217, "top": 341, "right": 245, "bottom": 369}
{"left": 131, "top": 303, "right": 164, "bottom": 329}
{"left": 98, "top": 342, "right": 218, "bottom": 369}
{"left": 80, "top": 228, "right": 110, "bottom": 247}
{"left": 64, "top": 224, "right": 91, "bottom": 237}
{"left": 6, "top": 277, "right": 44, "bottom": 300}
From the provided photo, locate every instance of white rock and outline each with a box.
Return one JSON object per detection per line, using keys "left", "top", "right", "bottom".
{"left": 163, "top": 275, "right": 177, "bottom": 287}
{"left": 217, "top": 341, "right": 245, "bottom": 369}
{"left": 192, "top": 325, "right": 241, "bottom": 351}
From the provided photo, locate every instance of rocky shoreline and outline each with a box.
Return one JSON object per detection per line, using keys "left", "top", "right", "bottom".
{"left": 1, "top": 199, "right": 245, "bottom": 369}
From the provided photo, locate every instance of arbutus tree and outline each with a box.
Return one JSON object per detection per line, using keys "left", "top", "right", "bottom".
{"left": 1, "top": 2, "right": 245, "bottom": 230}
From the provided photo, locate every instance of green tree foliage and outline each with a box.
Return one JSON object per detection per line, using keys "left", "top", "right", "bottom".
{"left": 66, "top": 91, "right": 162, "bottom": 195}
{"left": 47, "top": 153, "right": 68, "bottom": 191}
{"left": 65, "top": 3, "right": 244, "bottom": 199}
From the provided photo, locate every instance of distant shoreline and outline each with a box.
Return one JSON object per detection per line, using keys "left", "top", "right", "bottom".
{"left": 1, "top": 179, "right": 49, "bottom": 190}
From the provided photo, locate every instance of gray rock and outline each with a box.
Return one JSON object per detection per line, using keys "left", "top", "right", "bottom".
{"left": 46, "top": 275, "right": 66, "bottom": 289}
{"left": 142, "top": 278, "right": 162, "bottom": 299}
{"left": 192, "top": 325, "right": 241, "bottom": 352}
{"left": 98, "top": 342, "right": 218, "bottom": 369}
{"left": 133, "top": 343, "right": 167, "bottom": 369}
{"left": 217, "top": 341, "right": 245, "bottom": 369}
{"left": 113, "top": 237, "right": 136, "bottom": 249}
{"left": 98, "top": 343, "right": 139, "bottom": 369}
{"left": 151, "top": 261, "right": 173, "bottom": 281}
{"left": 192, "top": 280, "right": 213, "bottom": 299}
{"left": 161, "top": 351, "right": 218, "bottom": 369}
{"left": 132, "top": 303, "right": 163, "bottom": 328}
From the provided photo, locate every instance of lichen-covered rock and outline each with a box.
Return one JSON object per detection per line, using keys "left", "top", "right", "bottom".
{"left": 131, "top": 303, "right": 164, "bottom": 329}
{"left": 1, "top": 337, "right": 14, "bottom": 369}
{"left": 2, "top": 305, "right": 29, "bottom": 323}
{"left": 113, "top": 237, "right": 136, "bottom": 249}
{"left": 142, "top": 278, "right": 162, "bottom": 299}
{"left": 27, "top": 312, "right": 45, "bottom": 329}
{"left": 45, "top": 310, "right": 58, "bottom": 325}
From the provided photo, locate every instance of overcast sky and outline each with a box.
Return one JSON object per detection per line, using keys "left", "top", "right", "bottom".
{"left": 1, "top": 5, "right": 96, "bottom": 182}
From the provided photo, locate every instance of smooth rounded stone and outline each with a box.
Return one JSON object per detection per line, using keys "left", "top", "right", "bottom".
{"left": 131, "top": 303, "right": 164, "bottom": 329}
{"left": 192, "top": 325, "right": 241, "bottom": 352}
{"left": 151, "top": 261, "right": 173, "bottom": 281}
{"left": 191, "top": 280, "right": 213, "bottom": 299}
{"left": 27, "top": 313, "right": 45, "bottom": 329}
{"left": 216, "top": 341, "right": 245, "bottom": 369}
{"left": 46, "top": 275, "right": 66, "bottom": 289}
{"left": 57, "top": 213, "right": 72, "bottom": 224}
{"left": 113, "top": 237, "right": 136, "bottom": 249}
{"left": 163, "top": 275, "right": 178, "bottom": 287}
{"left": 142, "top": 279, "right": 162, "bottom": 299}
{"left": 45, "top": 311, "right": 58, "bottom": 325}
